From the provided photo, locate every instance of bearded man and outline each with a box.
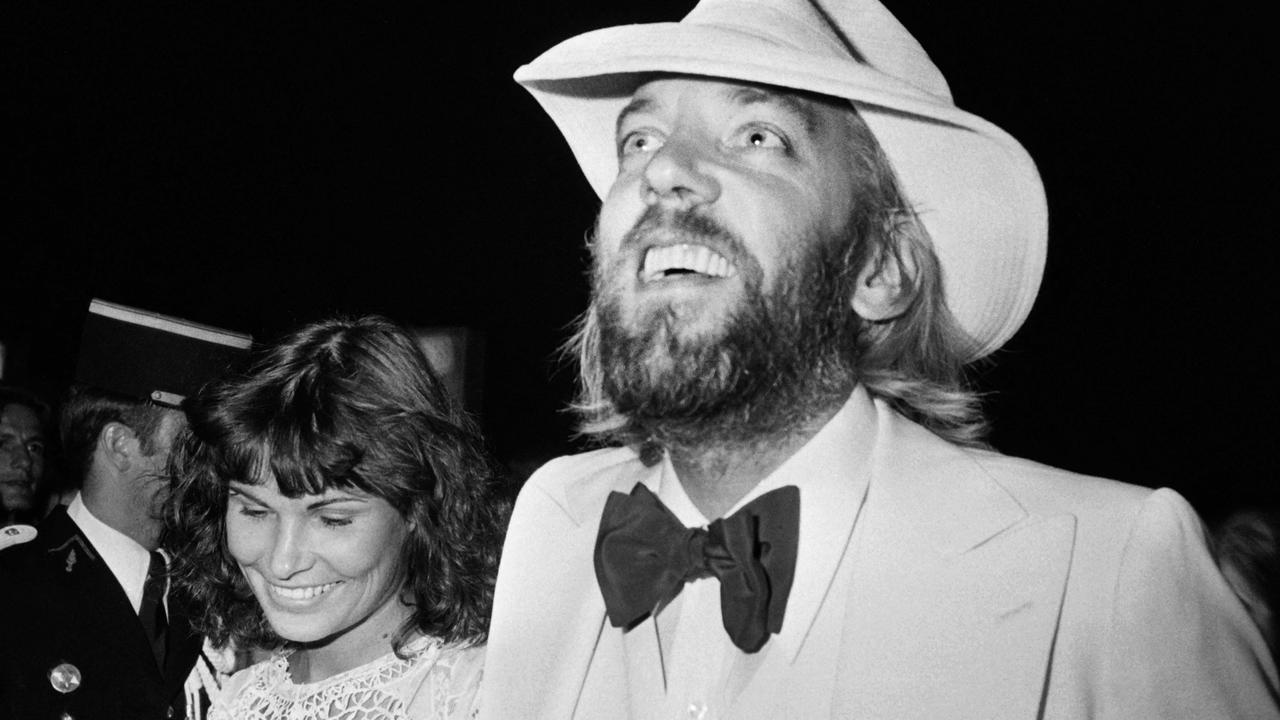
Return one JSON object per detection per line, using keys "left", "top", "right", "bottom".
{"left": 480, "top": 0, "right": 1279, "bottom": 718}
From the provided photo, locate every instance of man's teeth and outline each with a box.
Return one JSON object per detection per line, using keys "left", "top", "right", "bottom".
{"left": 270, "top": 582, "right": 340, "bottom": 600}
{"left": 642, "top": 244, "right": 735, "bottom": 281}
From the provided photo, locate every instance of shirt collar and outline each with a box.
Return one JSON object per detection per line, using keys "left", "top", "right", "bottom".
{"left": 653, "top": 386, "right": 880, "bottom": 659}
{"left": 67, "top": 493, "right": 153, "bottom": 613}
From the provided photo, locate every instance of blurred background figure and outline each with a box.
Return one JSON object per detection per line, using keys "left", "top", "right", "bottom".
{"left": 1214, "top": 508, "right": 1280, "bottom": 657}
{"left": 0, "top": 385, "right": 52, "bottom": 527}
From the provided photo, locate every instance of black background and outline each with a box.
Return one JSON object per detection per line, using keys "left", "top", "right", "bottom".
{"left": 5, "top": 1, "right": 1277, "bottom": 520}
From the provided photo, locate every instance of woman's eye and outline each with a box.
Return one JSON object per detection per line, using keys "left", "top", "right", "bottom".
{"left": 237, "top": 506, "right": 268, "bottom": 520}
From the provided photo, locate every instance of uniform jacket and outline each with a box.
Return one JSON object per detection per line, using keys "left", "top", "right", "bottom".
{"left": 0, "top": 506, "right": 203, "bottom": 720}
{"left": 480, "top": 388, "right": 1279, "bottom": 719}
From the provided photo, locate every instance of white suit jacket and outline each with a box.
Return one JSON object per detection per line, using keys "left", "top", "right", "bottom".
{"left": 481, "top": 388, "right": 1278, "bottom": 718}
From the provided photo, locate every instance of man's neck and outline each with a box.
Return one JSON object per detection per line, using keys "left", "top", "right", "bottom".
{"left": 81, "top": 483, "right": 159, "bottom": 550}
{"left": 667, "top": 402, "right": 841, "bottom": 520}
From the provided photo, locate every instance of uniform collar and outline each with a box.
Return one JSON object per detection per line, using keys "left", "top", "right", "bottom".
{"left": 67, "top": 493, "right": 154, "bottom": 612}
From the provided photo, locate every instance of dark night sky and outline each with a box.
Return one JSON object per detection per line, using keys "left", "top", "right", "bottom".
{"left": 5, "top": 1, "right": 1278, "bottom": 519}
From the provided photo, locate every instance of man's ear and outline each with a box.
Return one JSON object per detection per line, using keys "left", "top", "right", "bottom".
{"left": 851, "top": 244, "right": 916, "bottom": 322}
{"left": 98, "top": 422, "right": 141, "bottom": 473}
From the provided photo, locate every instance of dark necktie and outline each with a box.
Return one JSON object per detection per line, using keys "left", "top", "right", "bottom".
{"left": 139, "top": 550, "right": 169, "bottom": 670}
{"left": 593, "top": 483, "right": 799, "bottom": 653}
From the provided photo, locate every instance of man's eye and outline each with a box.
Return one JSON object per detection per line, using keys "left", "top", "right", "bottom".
{"left": 734, "top": 126, "right": 788, "bottom": 150}
{"left": 321, "top": 516, "right": 353, "bottom": 528}
{"left": 618, "top": 129, "right": 664, "bottom": 157}
{"left": 28, "top": 442, "right": 45, "bottom": 457}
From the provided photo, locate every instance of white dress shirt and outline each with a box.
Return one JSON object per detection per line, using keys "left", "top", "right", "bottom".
{"left": 67, "top": 492, "right": 160, "bottom": 614}
{"left": 624, "top": 393, "right": 876, "bottom": 719}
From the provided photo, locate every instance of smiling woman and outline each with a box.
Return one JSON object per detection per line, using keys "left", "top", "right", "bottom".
{"left": 162, "top": 316, "right": 508, "bottom": 720}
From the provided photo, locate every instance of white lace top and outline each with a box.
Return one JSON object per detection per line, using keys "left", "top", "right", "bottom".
{"left": 209, "top": 637, "right": 484, "bottom": 720}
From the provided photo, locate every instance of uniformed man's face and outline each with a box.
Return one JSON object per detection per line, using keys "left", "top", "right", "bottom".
{"left": 225, "top": 477, "right": 412, "bottom": 658}
{"left": 0, "top": 403, "right": 46, "bottom": 516}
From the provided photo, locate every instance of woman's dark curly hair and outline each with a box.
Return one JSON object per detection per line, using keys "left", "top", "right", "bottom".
{"left": 162, "top": 315, "right": 508, "bottom": 653}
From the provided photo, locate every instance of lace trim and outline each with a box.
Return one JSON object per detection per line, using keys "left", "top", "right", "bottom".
{"left": 211, "top": 637, "right": 482, "bottom": 720}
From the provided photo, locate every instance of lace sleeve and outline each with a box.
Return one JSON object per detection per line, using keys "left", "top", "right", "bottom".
{"left": 207, "top": 662, "right": 262, "bottom": 720}
{"left": 403, "top": 643, "right": 486, "bottom": 720}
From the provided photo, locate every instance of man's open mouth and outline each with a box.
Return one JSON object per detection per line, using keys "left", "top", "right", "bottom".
{"left": 641, "top": 243, "right": 737, "bottom": 282}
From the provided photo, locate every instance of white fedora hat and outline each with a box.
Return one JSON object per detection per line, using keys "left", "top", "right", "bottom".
{"left": 514, "top": 0, "right": 1048, "bottom": 360}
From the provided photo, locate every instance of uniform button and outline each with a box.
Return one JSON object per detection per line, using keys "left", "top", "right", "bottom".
{"left": 166, "top": 706, "right": 176, "bottom": 718}
{"left": 686, "top": 701, "right": 708, "bottom": 719}
{"left": 48, "top": 663, "right": 82, "bottom": 694}
{"left": 59, "top": 713, "right": 74, "bottom": 720}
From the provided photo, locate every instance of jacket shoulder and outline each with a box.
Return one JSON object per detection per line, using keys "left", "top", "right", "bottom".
{"left": 964, "top": 447, "right": 1156, "bottom": 518}
{"left": 524, "top": 446, "right": 637, "bottom": 489}
{"left": 513, "top": 446, "right": 644, "bottom": 527}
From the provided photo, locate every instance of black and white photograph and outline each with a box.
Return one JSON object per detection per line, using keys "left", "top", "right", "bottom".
{"left": 4, "top": 1, "right": 1278, "bottom": 718}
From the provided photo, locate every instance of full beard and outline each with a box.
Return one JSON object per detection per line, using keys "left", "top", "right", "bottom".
{"left": 588, "top": 208, "right": 862, "bottom": 454}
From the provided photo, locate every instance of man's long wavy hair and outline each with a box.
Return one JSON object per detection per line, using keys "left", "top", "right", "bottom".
{"left": 163, "top": 315, "right": 507, "bottom": 653}
{"left": 571, "top": 97, "right": 988, "bottom": 448}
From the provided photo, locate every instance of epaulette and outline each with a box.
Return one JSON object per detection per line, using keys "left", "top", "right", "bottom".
{"left": 0, "top": 524, "right": 37, "bottom": 551}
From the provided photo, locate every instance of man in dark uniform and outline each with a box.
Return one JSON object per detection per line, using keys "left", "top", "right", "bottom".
{"left": 0, "top": 299, "right": 252, "bottom": 720}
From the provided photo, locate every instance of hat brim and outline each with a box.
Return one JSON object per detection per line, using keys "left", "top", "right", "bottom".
{"left": 516, "top": 22, "right": 1048, "bottom": 360}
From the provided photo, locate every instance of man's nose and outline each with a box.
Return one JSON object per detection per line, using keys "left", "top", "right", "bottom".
{"left": 9, "top": 446, "right": 33, "bottom": 472}
{"left": 641, "top": 136, "right": 721, "bottom": 210}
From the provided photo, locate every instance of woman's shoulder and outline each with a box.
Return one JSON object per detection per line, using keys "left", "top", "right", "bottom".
{"left": 404, "top": 637, "right": 485, "bottom": 686}
{"left": 208, "top": 653, "right": 288, "bottom": 720}
{"left": 402, "top": 639, "right": 486, "bottom": 720}
{"left": 438, "top": 640, "right": 486, "bottom": 682}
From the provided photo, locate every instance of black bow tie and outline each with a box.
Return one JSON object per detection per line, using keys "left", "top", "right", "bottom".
{"left": 593, "top": 483, "right": 800, "bottom": 653}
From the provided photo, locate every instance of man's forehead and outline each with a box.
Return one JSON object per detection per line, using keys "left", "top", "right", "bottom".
{"left": 0, "top": 404, "right": 42, "bottom": 433}
{"left": 629, "top": 76, "right": 826, "bottom": 107}
{"left": 621, "top": 75, "right": 852, "bottom": 132}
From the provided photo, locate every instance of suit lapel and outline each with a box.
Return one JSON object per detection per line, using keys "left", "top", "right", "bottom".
{"left": 481, "top": 449, "right": 645, "bottom": 720}
{"left": 830, "top": 406, "right": 1076, "bottom": 719}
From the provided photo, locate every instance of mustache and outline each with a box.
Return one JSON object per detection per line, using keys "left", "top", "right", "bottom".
{"left": 619, "top": 206, "right": 745, "bottom": 261}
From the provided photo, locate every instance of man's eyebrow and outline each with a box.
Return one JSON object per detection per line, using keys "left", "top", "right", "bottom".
{"left": 615, "top": 96, "right": 657, "bottom": 138}
{"left": 727, "top": 86, "right": 822, "bottom": 135}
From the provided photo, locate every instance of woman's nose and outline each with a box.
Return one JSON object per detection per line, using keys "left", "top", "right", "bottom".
{"left": 267, "top": 519, "right": 314, "bottom": 579}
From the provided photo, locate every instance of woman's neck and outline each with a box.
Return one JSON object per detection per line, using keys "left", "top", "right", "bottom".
{"left": 289, "top": 596, "right": 416, "bottom": 683}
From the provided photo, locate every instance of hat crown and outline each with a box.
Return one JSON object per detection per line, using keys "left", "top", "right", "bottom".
{"left": 684, "top": 0, "right": 951, "bottom": 101}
